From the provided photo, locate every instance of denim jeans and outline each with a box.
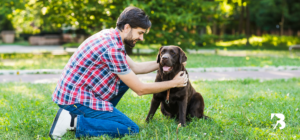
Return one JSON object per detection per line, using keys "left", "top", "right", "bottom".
{"left": 58, "top": 81, "right": 139, "bottom": 138}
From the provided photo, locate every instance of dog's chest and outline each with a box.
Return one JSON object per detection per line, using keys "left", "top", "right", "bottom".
{"left": 153, "top": 88, "right": 186, "bottom": 102}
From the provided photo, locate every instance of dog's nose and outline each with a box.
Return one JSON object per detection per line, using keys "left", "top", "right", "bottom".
{"left": 162, "top": 55, "right": 169, "bottom": 60}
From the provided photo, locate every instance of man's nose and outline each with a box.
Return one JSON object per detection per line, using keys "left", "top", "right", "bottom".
{"left": 139, "top": 34, "right": 144, "bottom": 41}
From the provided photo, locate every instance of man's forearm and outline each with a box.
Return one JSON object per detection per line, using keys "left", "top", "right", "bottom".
{"left": 118, "top": 71, "right": 187, "bottom": 96}
{"left": 126, "top": 55, "right": 159, "bottom": 74}
{"left": 134, "top": 61, "right": 159, "bottom": 74}
{"left": 138, "top": 80, "right": 176, "bottom": 95}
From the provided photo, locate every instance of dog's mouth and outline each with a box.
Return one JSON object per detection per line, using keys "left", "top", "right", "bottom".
{"left": 162, "top": 66, "right": 173, "bottom": 72}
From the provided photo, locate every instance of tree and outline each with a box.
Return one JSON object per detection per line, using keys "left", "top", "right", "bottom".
{"left": 130, "top": 0, "right": 218, "bottom": 50}
{"left": 249, "top": 0, "right": 291, "bottom": 35}
{"left": 0, "top": 0, "right": 26, "bottom": 32}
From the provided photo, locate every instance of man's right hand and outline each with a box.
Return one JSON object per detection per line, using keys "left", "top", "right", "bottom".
{"left": 172, "top": 71, "right": 188, "bottom": 88}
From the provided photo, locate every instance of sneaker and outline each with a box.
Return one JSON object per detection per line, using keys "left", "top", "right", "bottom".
{"left": 49, "top": 108, "right": 77, "bottom": 140}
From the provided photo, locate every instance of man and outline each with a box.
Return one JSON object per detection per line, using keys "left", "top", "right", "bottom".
{"left": 49, "top": 6, "right": 188, "bottom": 139}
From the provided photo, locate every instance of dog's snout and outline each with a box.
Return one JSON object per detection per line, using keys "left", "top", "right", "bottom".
{"left": 162, "top": 55, "right": 169, "bottom": 60}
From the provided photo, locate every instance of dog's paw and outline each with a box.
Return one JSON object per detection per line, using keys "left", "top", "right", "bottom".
{"left": 145, "top": 118, "right": 150, "bottom": 123}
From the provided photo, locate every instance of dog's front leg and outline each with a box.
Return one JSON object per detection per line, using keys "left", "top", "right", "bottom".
{"left": 146, "top": 98, "right": 161, "bottom": 123}
{"left": 178, "top": 98, "right": 188, "bottom": 126}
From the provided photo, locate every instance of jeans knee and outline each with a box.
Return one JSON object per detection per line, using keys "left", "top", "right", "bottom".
{"left": 130, "top": 123, "right": 139, "bottom": 134}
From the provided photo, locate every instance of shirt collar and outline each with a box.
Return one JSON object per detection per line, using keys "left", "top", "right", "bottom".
{"left": 114, "top": 28, "right": 126, "bottom": 53}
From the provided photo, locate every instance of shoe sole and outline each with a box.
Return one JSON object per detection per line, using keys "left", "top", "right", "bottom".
{"left": 49, "top": 108, "right": 63, "bottom": 140}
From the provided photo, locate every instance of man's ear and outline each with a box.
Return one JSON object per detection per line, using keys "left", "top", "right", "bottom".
{"left": 124, "top": 24, "right": 131, "bottom": 33}
{"left": 156, "top": 46, "right": 164, "bottom": 63}
{"left": 178, "top": 47, "right": 187, "bottom": 64}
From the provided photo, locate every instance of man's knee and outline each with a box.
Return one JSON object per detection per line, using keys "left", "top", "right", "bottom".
{"left": 130, "top": 123, "right": 139, "bottom": 134}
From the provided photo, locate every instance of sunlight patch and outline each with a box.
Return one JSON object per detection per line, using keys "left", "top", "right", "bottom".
{"left": 3, "top": 85, "right": 45, "bottom": 100}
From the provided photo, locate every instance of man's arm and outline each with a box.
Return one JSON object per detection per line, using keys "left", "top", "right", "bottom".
{"left": 126, "top": 55, "right": 158, "bottom": 74}
{"left": 126, "top": 55, "right": 187, "bottom": 74}
{"left": 118, "top": 71, "right": 188, "bottom": 96}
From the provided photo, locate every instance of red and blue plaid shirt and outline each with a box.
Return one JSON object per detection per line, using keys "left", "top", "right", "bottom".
{"left": 52, "top": 28, "right": 131, "bottom": 111}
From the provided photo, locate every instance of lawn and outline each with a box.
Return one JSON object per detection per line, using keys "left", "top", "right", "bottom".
{"left": 0, "top": 78, "right": 299, "bottom": 139}
{"left": 1, "top": 51, "right": 300, "bottom": 70}
{"left": 0, "top": 40, "right": 30, "bottom": 46}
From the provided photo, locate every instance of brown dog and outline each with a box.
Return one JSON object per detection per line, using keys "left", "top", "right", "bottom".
{"left": 145, "top": 45, "right": 208, "bottom": 126}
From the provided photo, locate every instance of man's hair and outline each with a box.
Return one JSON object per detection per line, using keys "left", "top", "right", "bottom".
{"left": 116, "top": 6, "right": 151, "bottom": 31}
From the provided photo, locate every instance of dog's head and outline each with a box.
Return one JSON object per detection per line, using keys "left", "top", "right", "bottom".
{"left": 156, "top": 45, "right": 187, "bottom": 74}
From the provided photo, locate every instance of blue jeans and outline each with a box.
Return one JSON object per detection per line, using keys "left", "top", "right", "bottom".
{"left": 58, "top": 81, "right": 139, "bottom": 138}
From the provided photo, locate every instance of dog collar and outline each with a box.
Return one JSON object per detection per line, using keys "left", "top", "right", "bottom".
{"left": 165, "top": 89, "right": 170, "bottom": 104}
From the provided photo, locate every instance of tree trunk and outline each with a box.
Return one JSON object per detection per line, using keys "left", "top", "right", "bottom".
{"left": 212, "top": 5, "right": 218, "bottom": 35}
{"left": 219, "top": 23, "right": 226, "bottom": 37}
{"left": 280, "top": 12, "right": 285, "bottom": 36}
{"left": 280, "top": 0, "right": 286, "bottom": 36}
{"left": 212, "top": 22, "right": 217, "bottom": 35}
{"left": 246, "top": 4, "right": 250, "bottom": 46}
{"left": 238, "top": 4, "right": 244, "bottom": 35}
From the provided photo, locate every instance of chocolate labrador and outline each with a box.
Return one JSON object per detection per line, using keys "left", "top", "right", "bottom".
{"left": 145, "top": 45, "right": 208, "bottom": 126}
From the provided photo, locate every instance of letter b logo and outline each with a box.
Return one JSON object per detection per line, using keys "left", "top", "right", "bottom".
{"left": 271, "top": 113, "right": 286, "bottom": 129}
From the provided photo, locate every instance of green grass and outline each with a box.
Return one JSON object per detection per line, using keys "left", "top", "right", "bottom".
{"left": 202, "top": 35, "right": 300, "bottom": 50}
{"left": 62, "top": 42, "right": 81, "bottom": 48}
{"left": 1, "top": 51, "right": 300, "bottom": 70}
{"left": 0, "top": 78, "right": 299, "bottom": 139}
{"left": 0, "top": 40, "right": 30, "bottom": 46}
{"left": 0, "top": 53, "right": 72, "bottom": 70}
{"left": 131, "top": 53, "right": 300, "bottom": 68}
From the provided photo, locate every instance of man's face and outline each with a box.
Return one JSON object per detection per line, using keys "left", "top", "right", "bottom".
{"left": 124, "top": 27, "right": 146, "bottom": 48}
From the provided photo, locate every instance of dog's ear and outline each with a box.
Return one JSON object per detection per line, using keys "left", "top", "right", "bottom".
{"left": 178, "top": 47, "right": 187, "bottom": 64}
{"left": 156, "top": 46, "right": 164, "bottom": 63}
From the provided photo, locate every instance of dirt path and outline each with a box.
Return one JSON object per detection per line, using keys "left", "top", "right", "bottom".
{"left": 1, "top": 70, "right": 300, "bottom": 83}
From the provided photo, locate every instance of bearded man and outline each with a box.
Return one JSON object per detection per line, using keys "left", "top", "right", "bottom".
{"left": 49, "top": 6, "right": 188, "bottom": 139}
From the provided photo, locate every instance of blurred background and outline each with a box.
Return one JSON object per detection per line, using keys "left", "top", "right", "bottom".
{"left": 1, "top": 0, "right": 300, "bottom": 77}
{"left": 1, "top": 0, "right": 300, "bottom": 53}
{"left": 1, "top": 1, "right": 300, "bottom": 139}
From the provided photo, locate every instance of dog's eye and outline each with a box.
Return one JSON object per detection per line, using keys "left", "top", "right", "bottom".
{"left": 170, "top": 51, "right": 175, "bottom": 55}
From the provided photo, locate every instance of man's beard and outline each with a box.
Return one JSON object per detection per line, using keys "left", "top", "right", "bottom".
{"left": 124, "top": 30, "right": 139, "bottom": 48}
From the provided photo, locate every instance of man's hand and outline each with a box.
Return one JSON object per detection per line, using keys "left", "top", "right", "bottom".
{"left": 118, "top": 71, "right": 188, "bottom": 96}
{"left": 172, "top": 71, "right": 188, "bottom": 88}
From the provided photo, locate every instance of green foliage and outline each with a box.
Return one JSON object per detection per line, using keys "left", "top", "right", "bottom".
{"left": 249, "top": 0, "right": 300, "bottom": 31}
{"left": 129, "top": 0, "right": 217, "bottom": 49}
{"left": 0, "top": 14, "right": 14, "bottom": 32}
{"left": 0, "top": 78, "right": 300, "bottom": 139}
{"left": 0, "top": 0, "right": 219, "bottom": 49}
{"left": 1, "top": 0, "right": 300, "bottom": 49}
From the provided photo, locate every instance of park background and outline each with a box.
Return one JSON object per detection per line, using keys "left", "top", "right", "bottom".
{"left": 0, "top": 0, "right": 300, "bottom": 139}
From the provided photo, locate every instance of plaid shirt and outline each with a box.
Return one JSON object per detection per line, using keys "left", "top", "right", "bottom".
{"left": 52, "top": 28, "right": 131, "bottom": 111}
